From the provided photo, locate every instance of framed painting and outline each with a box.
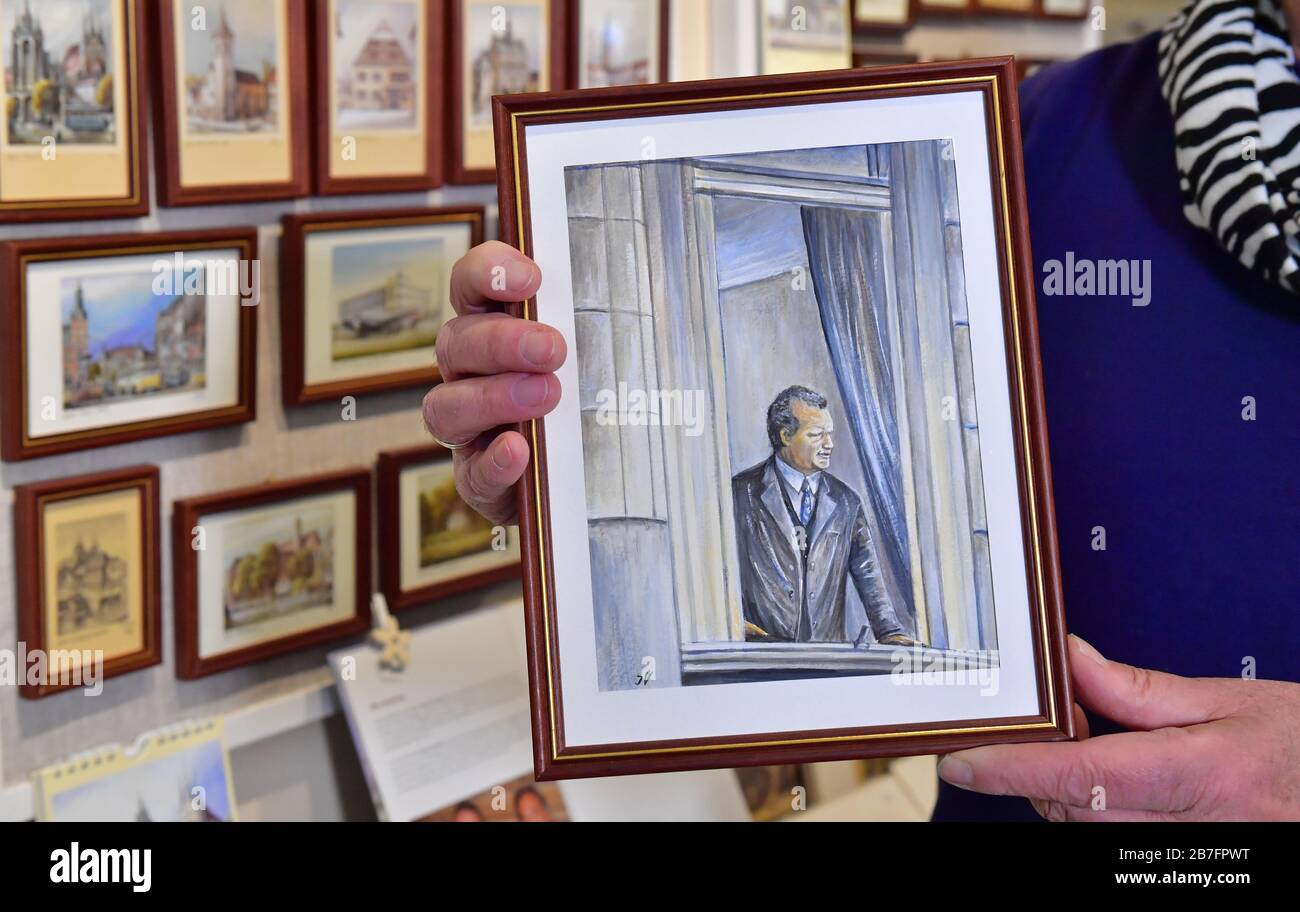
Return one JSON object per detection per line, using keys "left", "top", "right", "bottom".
{"left": 172, "top": 469, "right": 372, "bottom": 679}
{"left": 279, "top": 206, "right": 482, "bottom": 405}
{"left": 852, "top": 0, "right": 912, "bottom": 31}
{"left": 312, "top": 0, "right": 443, "bottom": 194}
{"left": 1037, "top": 0, "right": 1090, "bottom": 20}
{"left": 153, "top": 0, "right": 310, "bottom": 205}
{"left": 0, "top": 0, "right": 149, "bottom": 223}
{"left": 569, "top": 0, "right": 668, "bottom": 88}
{"left": 0, "top": 228, "right": 259, "bottom": 462}
{"left": 377, "top": 444, "right": 522, "bottom": 613}
{"left": 14, "top": 465, "right": 161, "bottom": 698}
{"left": 448, "top": 0, "right": 567, "bottom": 184}
{"left": 759, "top": 0, "right": 851, "bottom": 75}
{"left": 494, "top": 59, "right": 1072, "bottom": 779}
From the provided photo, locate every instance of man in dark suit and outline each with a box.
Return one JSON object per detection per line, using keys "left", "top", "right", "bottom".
{"left": 731, "top": 385, "right": 916, "bottom": 646}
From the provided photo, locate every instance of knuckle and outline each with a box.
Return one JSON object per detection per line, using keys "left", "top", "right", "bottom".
{"left": 435, "top": 319, "right": 460, "bottom": 375}
{"left": 423, "top": 385, "right": 457, "bottom": 439}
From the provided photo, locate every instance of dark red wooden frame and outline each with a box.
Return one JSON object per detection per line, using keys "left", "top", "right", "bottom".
{"left": 172, "top": 468, "right": 373, "bottom": 679}
{"left": 494, "top": 58, "right": 1073, "bottom": 779}
{"left": 376, "top": 444, "right": 522, "bottom": 613}
{"left": 310, "top": 0, "right": 445, "bottom": 194}
{"left": 0, "top": 0, "right": 150, "bottom": 224}
{"left": 151, "top": 0, "right": 311, "bottom": 205}
{"left": 14, "top": 465, "right": 163, "bottom": 699}
{"left": 447, "top": 0, "right": 569, "bottom": 184}
{"left": 278, "top": 205, "right": 484, "bottom": 405}
{"left": 913, "top": 0, "right": 975, "bottom": 15}
{"left": 0, "top": 228, "right": 259, "bottom": 462}
{"left": 567, "top": 0, "right": 669, "bottom": 88}
{"left": 974, "top": 0, "right": 1036, "bottom": 16}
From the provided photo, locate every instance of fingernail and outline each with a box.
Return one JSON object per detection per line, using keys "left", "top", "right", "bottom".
{"left": 511, "top": 374, "right": 550, "bottom": 408}
{"left": 1070, "top": 634, "right": 1107, "bottom": 667}
{"left": 506, "top": 258, "right": 537, "bottom": 293}
{"left": 937, "top": 755, "right": 974, "bottom": 788}
{"left": 490, "top": 435, "right": 516, "bottom": 471}
{"left": 519, "top": 329, "right": 556, "bottom": 367}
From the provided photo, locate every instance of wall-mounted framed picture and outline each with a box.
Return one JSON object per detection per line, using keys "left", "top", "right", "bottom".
{"left": 913, "top": 0, "right": 973, "bottom": 15}
{"left": 852, "top": 0, "right": 912, "bottom": 32}
{"left": 570, "top": 0, "right": 669, "bottom": 88}
{"left": 0, "top": 0, "right": 149, "bottom": 223}
{"left": 448, "top": 0, "right": 567, "bottom": 184}
{"left": 14, "top": 465, "right": 162, "bottom": 698}
{"left": 974, "top": 0, "right": 1034, "bottom": 15}
{"left": 153, "top": 0, "right": 310, "bottom": 206}
{"left": 312, "top": 0, "right": 444, "bottom": 195}
{"left": 377, "top": 444, "right": 522, "bottom": 612}
{"left": 279, "top": 206, "right": 483, "bottom": 405}
{"left": 173, "top": 469, "right": 373, "bottom": 679}
{"left": 1037, "top": 0, "right": 1090, "bottom": 21}
{"left": 0, "top": 228, "right": 259, "bottom": 462}
{"left": 494, "top": 59, "right": 1072, "bottom": 779}
{"left": 759, "top": 0, "right": 851, "bottom": 75}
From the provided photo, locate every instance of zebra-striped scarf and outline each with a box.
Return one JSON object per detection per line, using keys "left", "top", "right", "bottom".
{"left": 1158, "top": 0, "right": 1300, "bottom": 294}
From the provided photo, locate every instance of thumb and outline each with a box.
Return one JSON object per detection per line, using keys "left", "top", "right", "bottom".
{"left": 1068, "top": 634, "right": 1236, "bottom": 731}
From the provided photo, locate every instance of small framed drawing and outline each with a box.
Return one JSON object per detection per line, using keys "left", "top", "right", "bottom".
{"left": 14, "top": 465, "right": 162, "bottom": 698}
{"left": 312, "top": 0, "right": 444, "bottom": 195}
{"left": 377, "top": 444, "right": 522, "bottom": 612}
{"left": 852, "top": 0, "right": 912, "bottom": 31}
{"left": 494, "top": 59, "right": 1072, "bottom": 778}
{"left": 975, "top": 0, "right": 1034, "bottom": 15}
{"left": 153, "top": 0, "right": 311, "bottom": 206}
{"left": 570, "top": 0, "right": 669, "bottom": 88}
{"left": 279, "top": 206, "right": 483, "bottom": 405}
{"left": 0, "top": 228, "right": 259, "bottom": 462}
{"left": 173, "top": 469, "right": 372, "bottom": 679}
{"left": 0, "top": 0, "right": 149, "bottom": 223}
{"left": 448, "top": 0, "right": 567, "bottom": 184}
{"left": 759, "top": 0, "right": 851, "bottom": 75}
{"left": 1037, "top": 0, "right": 1089, "bottom": 20}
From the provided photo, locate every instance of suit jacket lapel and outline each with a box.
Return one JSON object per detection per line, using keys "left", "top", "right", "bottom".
{"left": 759, "top": 459, "right": 798, "bottom": 548}
{"left": 808, "top": 480, "right": 838, "bottom": 546}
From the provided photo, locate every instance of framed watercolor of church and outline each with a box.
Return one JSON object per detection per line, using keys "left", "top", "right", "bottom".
{"left": 153, "top": 0, "right": 310, "bottom": 205}
{"left": 447, "top": 0, "right": 568, "bottom": 184}
{"left": 0, "top": 227, "right": 259, "bottom": 461}
{"left": 0, "top": 0, "right": 149, "bottom": 223}
{"left": 494, "top": 58, "right": 1073, "bottom": 778}
{"left": 311, "top": 0, "right": 444, "bottom": 195}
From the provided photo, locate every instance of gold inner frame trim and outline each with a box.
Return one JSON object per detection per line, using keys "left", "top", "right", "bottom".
{"left": 508, "top": 72, "right": 1057, "bottom": 763}
{"left": 18, "top": 239, "right": 256, "bottom": 448}
{"left": 0, "top": 0, "right": 142, "bottom": 210}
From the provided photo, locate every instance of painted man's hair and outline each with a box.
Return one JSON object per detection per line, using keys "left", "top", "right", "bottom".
{"left": 767, "top": 385, "right": 828, "bottom": 450}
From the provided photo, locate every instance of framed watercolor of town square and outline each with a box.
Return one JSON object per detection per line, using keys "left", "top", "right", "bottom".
{"left": 569, "top": 0, "right": 669, "bottom": 89}
{"left": 0, "top": 0, "right": 149, "bottom": 223}
{"left": 494, "top": 59, "right": 1072, "bottom": 778}
{"left": 278, "top": 206, "right": 483, "bottom": 405}
{"left": 172, "top": 469, "right": 372, "bottom": 679}
{"left": 13, "top": 465, "right": 162, "bottom": 699}
{"left": 448, "top": 0, "right": 567, "bottom": 184}
{"left": 312, "top": 0, "right": 444, "bottom": 195}
{"left": 0, "top": 228, "right": 259, "bottom": 462}
{"left": 377, "top": 444, "right": 521, "bottom": 613}
{"left": 153, "top": 0, "right": 310, "bottom": 205}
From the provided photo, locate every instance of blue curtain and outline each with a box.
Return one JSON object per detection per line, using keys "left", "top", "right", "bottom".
{"left": 800, "top": 206, "right": 913, "bottom": 622}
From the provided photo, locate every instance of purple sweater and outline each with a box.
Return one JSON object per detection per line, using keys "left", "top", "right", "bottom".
{"left": 932, "top": 33, "right": 1300, "bottom": 821}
